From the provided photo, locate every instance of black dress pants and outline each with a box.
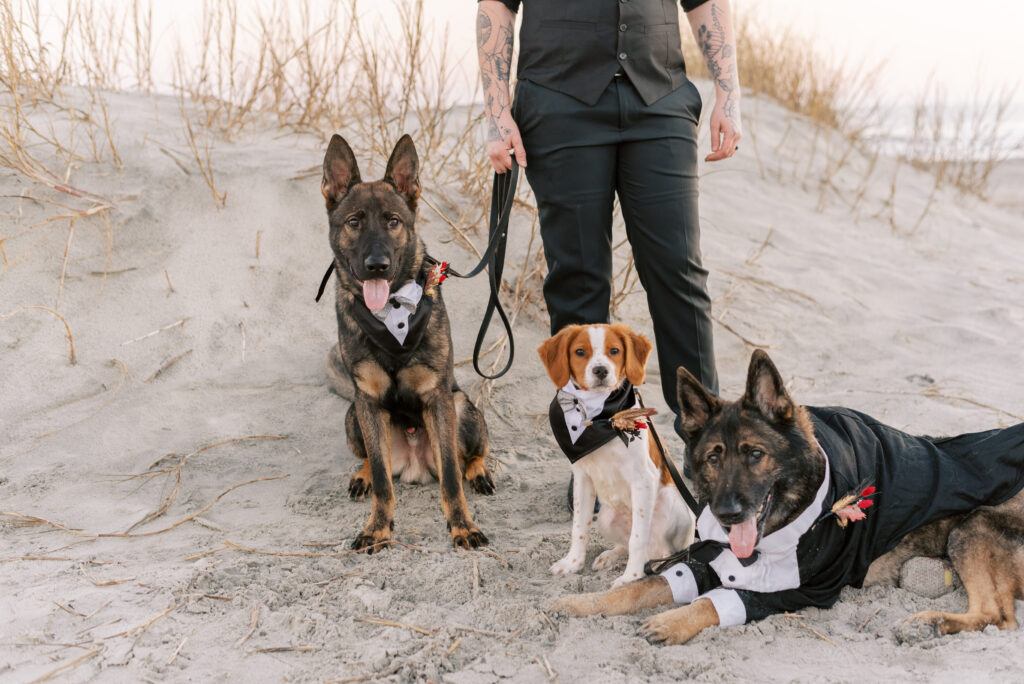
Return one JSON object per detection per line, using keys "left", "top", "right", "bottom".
{"left": 513, "top": 76, "right": 720, "bottom": 413}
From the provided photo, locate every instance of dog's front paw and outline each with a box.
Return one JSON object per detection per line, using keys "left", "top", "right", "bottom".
{"left": 892, "top": 612, "right": 943, "bottom": 644}
{"left": 348, "top": 474, "right": 372, "bottom": 499}
{"left": 351, "top": 528, "right": 392, "bottom": 554}
{"left": 451, "top": 525, "right": 488, "bottom": 550}
{"left": 642, "top": 612, "right": 692, "bottom": 645}
{"left": 552, "top": 593, "right": 601, "bottom": 617}
{"left": 611, "top": 570, "right": 643, "bottom": 589}
{"left": 550, "top": 555, "right": 585, "bottom": 576}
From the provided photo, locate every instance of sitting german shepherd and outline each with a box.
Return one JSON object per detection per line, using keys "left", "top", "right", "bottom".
{"left": 556, "top": 349, "right": 1024, "bottom": 644}
{"left": 321, "top": 134, "right": 494, "bottom": 553}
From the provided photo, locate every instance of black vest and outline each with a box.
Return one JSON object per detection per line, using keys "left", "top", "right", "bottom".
{"left": 514, "top": 0, "right": 708, "bottom": 105}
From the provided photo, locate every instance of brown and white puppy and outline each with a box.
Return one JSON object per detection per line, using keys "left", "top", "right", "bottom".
{"left": 538, "top": 324, "right": 695, "bottom": 587}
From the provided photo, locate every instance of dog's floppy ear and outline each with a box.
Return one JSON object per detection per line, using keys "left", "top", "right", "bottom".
{"left": 537, "top": 326, "right": 578, "bottom": 388}
{"left": 743, "top": 349, "right": 795, "bottom": 422}
{"left": 322, "top": 134, "right": 361, "bottom": 212}
{"left": 676, "top": 365, "right": 719, "bottom": 439}
{"left": 613, "top": 324, "right": 652, "bottom": 386}
{"left": 384, "top": 134, "right": 420, "bottom": 206}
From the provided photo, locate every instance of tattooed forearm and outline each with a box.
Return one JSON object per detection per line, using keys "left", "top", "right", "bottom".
{"left": 690, "top": 0, "right": 740, "bottom": 120}
{"left": 476, "top": 2, "right": 516, "bottom": 142}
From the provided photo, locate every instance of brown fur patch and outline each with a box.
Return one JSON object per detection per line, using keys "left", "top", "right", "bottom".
{"left": 397, "top": 364, "right": 439, "bottom": 396}
{"left": 353, "top": 360, "right": 392, "bottom": 399}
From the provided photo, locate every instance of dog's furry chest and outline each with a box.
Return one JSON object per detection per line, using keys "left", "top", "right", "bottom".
{"left": 572, "top": 434, "right": 659, "bottom": 508}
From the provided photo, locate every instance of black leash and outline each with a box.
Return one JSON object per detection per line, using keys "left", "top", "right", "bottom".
{"left": 315, "top": 161, "right": 520, "bottom": 380}
{"left": 635, "top": 389, "right": 701, "bottom": 517}
{"left": 428, "top": 159, "right": 518, "bottom": 379}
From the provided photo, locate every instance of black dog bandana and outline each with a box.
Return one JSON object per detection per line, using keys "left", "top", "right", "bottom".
{"left": 549, "top": 381, "right": 638, "bottom": 464}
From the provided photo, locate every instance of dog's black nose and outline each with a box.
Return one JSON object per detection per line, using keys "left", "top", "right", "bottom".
{"left": 713, "top": 494, "right": 744, "bottom": 522}
{"left": 593, "top": 366, "right": 608, "bottom": 380}
{"left": 364, "top": 255, "right": 390, "bottom": 273}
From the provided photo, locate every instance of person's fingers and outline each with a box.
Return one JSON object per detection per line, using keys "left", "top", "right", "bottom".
{"left": 488, "top": 144, "right": 512, "bottom": 173}
{"left": 511, "top": 132, "right": 527, "bottom": 168}
{"left": 709, "top": 117, "right": 722, "bottom": 154}
{"left": 704, "top": 148, "right": 728, "bottom": 162}
{"left": 719, "top": 130, "right": 737, "bottom": 158}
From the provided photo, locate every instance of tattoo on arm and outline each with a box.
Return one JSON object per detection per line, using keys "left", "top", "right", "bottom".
{"left": 476, "top": 5, "right": 515, "bottom": 142}
{"left": 695, "top": 2, "right": 740, "bottom": 122}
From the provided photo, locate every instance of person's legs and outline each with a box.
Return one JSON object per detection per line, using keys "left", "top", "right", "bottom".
{"left": 615, "top": 80, "right": 719, "bottom": 422}
{"left": 514, "top": 80, "right": 618, "bottom": 334}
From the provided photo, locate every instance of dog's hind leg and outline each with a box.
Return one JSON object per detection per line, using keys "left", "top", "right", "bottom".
{"left": 864, "top": 517, "right": 958, "bottom": 586}
{"left": 346, "top": 404, "right": 372, "bottom": 499}
{"left": 553, "top": 575, "right": 674, "bottom": 617}
{"left": 901, "top": 503, "right": 1024, "bottom": 638}
{"left": 455, "top": 391, "right": 495, "bottom": 495}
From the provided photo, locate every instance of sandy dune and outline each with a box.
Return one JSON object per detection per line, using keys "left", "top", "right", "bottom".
{"left": 1, "top": 84, "right": 1023, "bottom": 682}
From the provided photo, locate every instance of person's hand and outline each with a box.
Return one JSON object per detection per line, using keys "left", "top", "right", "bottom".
{"left": 705, "top": 95, "right": 742, "bottom": 162}
{"left": 486, "top": 110, "right": 527, "bottom": 173}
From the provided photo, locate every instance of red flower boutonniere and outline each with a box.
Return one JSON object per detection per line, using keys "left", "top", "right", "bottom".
{"left": 424, "top": 261, "right": 449, "bottom": 297}
{"left": 831, "top": 485, "right": 876, "bottom": 528}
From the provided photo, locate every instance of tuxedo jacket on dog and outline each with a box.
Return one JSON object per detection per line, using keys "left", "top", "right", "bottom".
{"left": 660, "top": 406, "right": 1024, "bottom": 626}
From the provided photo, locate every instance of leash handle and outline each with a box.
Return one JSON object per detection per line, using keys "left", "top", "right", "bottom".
{"left": 635, "top": 389, "right": 701, "bottom": 517}
{"left": 469, "top": 160, "right": 518, "bottom": 379}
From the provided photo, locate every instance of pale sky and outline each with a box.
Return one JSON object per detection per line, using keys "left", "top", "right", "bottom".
{"left": 432, "top": 0, "right": 1024, "bottom": 107}
{"left": 42, "top": 0, "right": 1024, "bottom": 110}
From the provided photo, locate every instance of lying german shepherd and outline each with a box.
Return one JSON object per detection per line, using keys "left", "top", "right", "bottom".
{"left": 556, "top": 349, "right": 1024, "bottom": 644}
{"left": 321, "top": 134, "right": 494, "bottom": 553}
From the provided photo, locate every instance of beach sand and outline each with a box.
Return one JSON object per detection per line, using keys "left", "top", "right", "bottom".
{"left": 2, "top": 84, "right": 1023, "bottom": 683}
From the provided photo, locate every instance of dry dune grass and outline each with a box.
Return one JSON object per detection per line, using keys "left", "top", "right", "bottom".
{"left": 0, "top": 0, "right": 1020, "bottom": 375}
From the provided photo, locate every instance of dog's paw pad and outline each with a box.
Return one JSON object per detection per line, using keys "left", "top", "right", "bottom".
{"left": 469, "top": 474, "right": 495, "bottom": 495}
{"left": 892, "top": 614, "right": 942, "bottom": 644}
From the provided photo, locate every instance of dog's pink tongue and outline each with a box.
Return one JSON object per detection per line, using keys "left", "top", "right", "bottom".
{"left": 362, "top": 279, "right": 390, "bottom": 311}
{"left": 728, "top": 517, "right": 758, "bottom": 559}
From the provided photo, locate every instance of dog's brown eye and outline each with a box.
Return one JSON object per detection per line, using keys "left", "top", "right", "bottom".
{"left": 574, "top": 348, "right": 586, "bottom": 357}
{"left": 346, "top": 217, "right": 360, "bottom": 229}
{"left": 608, "top": 347, "right": 620, "bottom": 355}
{"left": 750, "top": 449, "right": 764, "bottom": 461}
{"left": 387, "top": 217, "right": 400, "bottom": 229}
{"left": 707, "top": 453, "right": 720, "bottom": 466}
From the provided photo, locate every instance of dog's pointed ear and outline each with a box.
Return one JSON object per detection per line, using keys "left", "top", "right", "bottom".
{"left": 676, "top": 365, "right": 718, "bottom": 439}
{"left": 537, "top": 326, "right": 578, "bottom": 388}
{"left": 384, "top": 134, "right": 420, "bottom": 206}
{"left": 743, "top": 349, "right": 795, "bottom": 422}
{"left": 614, "top": 325, "right": 652, "bottom": 387}
{"left": 322, "top": 134, "right": 360, "bottom": 212}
